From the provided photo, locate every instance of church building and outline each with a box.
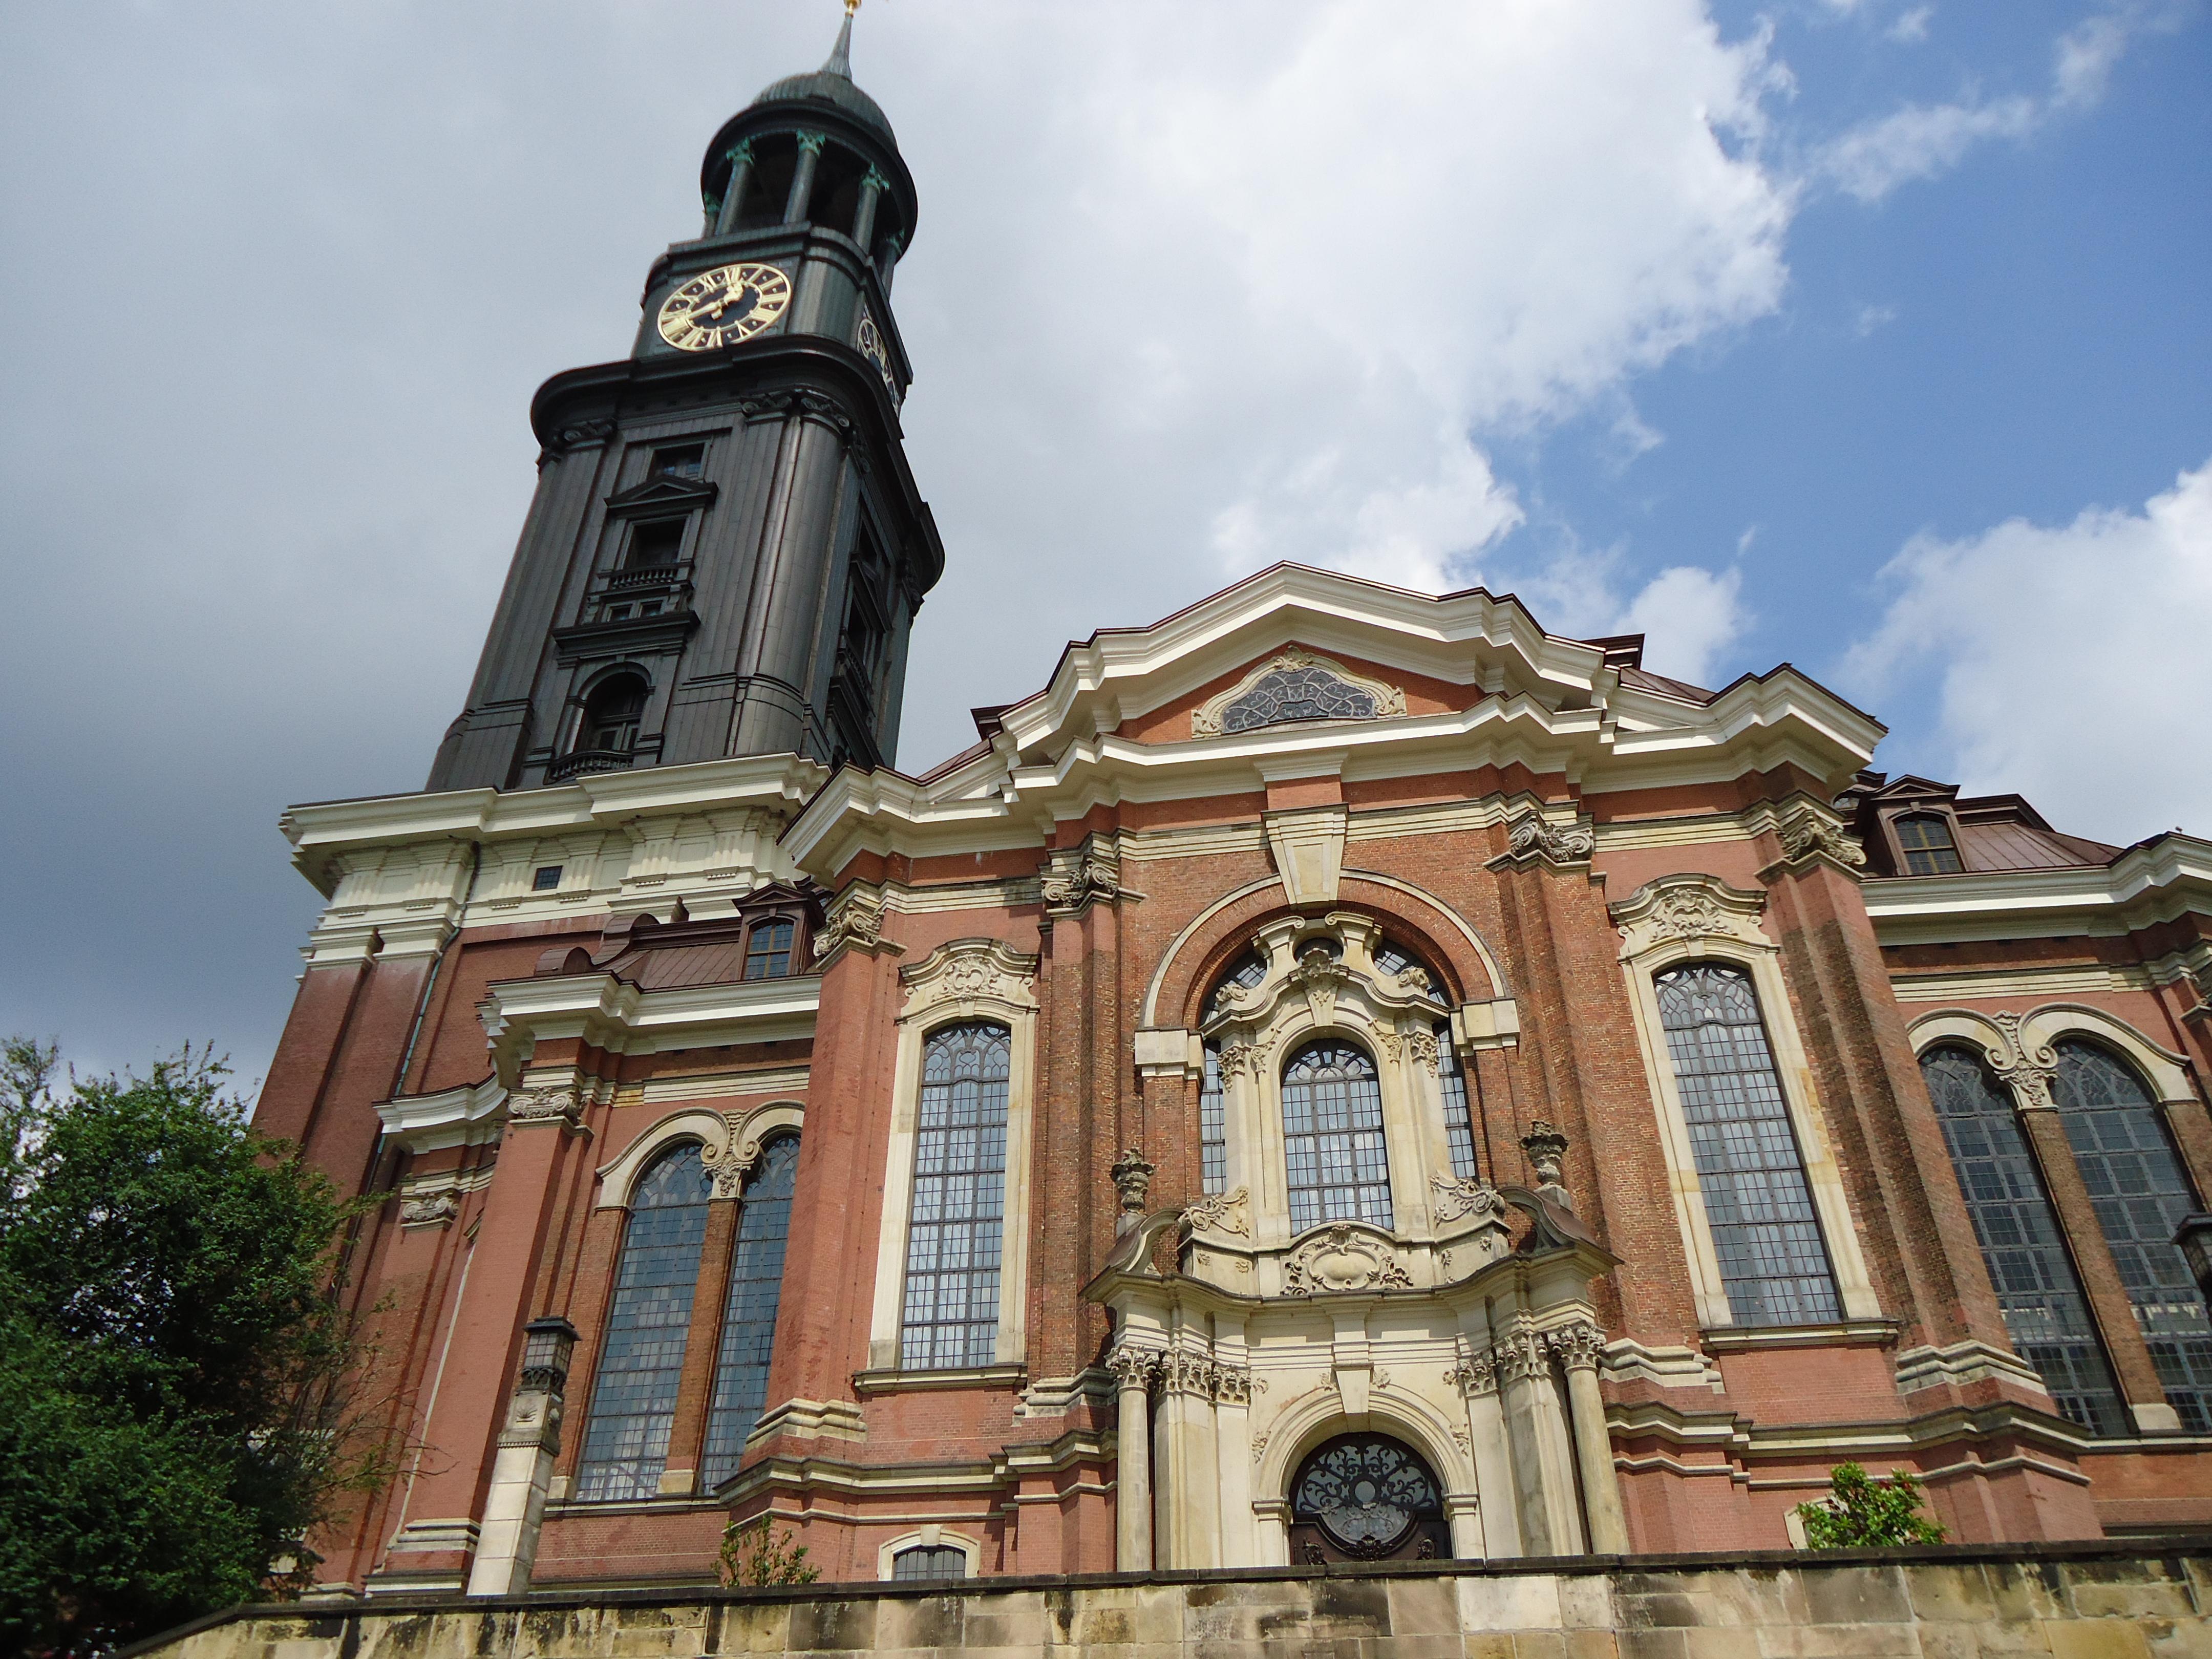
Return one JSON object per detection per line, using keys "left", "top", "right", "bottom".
{"left": 252, "top": 15, "right": 2212, "bottom": 1598}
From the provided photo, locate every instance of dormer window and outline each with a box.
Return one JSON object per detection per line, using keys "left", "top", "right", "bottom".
{"left": 743, "top": 919, "right": 795, "bottom": 981}
{"left": 1895, "top": 813, "right": 1964, "bottom": 875}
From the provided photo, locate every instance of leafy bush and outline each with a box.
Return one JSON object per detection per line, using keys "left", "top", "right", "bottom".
{"left": 718, "top": 1515, "right": 820, "bottom": 1586}
{"left": 1796, "top": 1462, "right": 1947, "bottom": 1548}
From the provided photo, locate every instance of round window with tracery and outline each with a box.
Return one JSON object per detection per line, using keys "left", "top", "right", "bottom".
{"left": 1288, "top": 1433, "right": 1449, "bottom": 1562}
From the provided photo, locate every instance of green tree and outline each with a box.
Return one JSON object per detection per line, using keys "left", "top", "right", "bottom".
{"left": 1796, "top": 1462, "right": 1947, "bottom": 1549}
{"left": 717, "top": 1515, "right": 820, "bottom": 1587}
{"left": 0, "top": 1044, "right": 392, "bottom": 1656}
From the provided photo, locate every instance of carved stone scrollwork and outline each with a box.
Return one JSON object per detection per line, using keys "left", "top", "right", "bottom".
{"left": 1109, "top": 1147, "right": 1156, "bottom": 1216}
{"left": 815, "top": 886, "right": 891, "bottom": 961}
{"left": 1161, "top": 1349, "right": 1216, "bottom": 1398}
{"left": 1183, "top": 1185, "right": 1251, "bottom": 1237}
{"left": 1282, "top": 1223, "right": 1414, "bottom": 1296}
{"left": 399, "top": 1189, "right": 460, "bottom": 1227}
{"left": 1189, "top": 647, "right": 1407, "bottom": 739}
{"left": 1106, "top": 1346, "right": 1160, "bottom": 1393}
{"left": 1610, "top": 873, "right": 1771, "bottom": 961}
{"left": 1401, "top": 1028, "right": 1440, "bottom": 1075}
{"left": 1290, "top": 944, "right": 1354, "bottom": 1025}
{"left": 1519, "top": 1119, "right": 1573, "bottom": 1209}
{"left": 1503, "top": 813, "right": 1597, "bottom": 867}
{"left": 1431, "top": 1173, "right": 1506, "bottom": 1225}
{"left": 508, "top": 1087, "right": 581, "bottom": 1125}
{"left": 1775, "top": 807, "right": 1866, "bottom": 870}
{"left": 1450, "top": 1349, "right": 1499, "bottom": 1396}
{"left": 701, "top": 1110, "right": 760, "bottom": 1200}
{"left": 1992, "top": 1011, "right": 2060, "bottom": 1111}
{"left": 1214, "top": 1364, "right": 1253, "bottom": 1406}
{"left": 1218, "top": 1038, "right": 1271, "bottom": 1080}
{"left": 1494, "top": 1330, "right": 1551, "bottom": 1387}
{"left": 1041, "top": 840, "right": 1121, "bottom": 917}
{"left": 1546, "top": 1321, "right": 1605, "bottom": 1373}
{"left": 539, "top": 418, "right": 615, "bottom": 463}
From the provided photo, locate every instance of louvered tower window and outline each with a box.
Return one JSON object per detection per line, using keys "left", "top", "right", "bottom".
{"left": 1921, "top": 1045, "right": 2128, "bottom": 1434}
{"left": 575, "top": 1144, "right": 713, "bottom": 1500}
{"left": 2055, "top": 1042, "right": 2212, "bottom": 1431}
{"left": 1654, "top": 964, "right": 1840, "bottom": 1324}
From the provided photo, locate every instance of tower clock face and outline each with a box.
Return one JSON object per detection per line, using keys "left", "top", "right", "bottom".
{"left": 656, "top": 262, "right": 792, "bottom": 351}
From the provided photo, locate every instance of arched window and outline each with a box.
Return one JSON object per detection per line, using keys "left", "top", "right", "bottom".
{"left": 1373, "top": 940, "right": 1445, "bottom": 1004}
{"left": 742, "top": 919, "right": 795, "bottom": 981}
{"left": 1654, "top": 964, "right": 1840, "bottom": 1325}
{"left": 891, "top": 1544, "right": 967, "bottom": 1581}
{"left": 575, "top": 1144, "right": 713, "bottom": 1501}
{"left": 2054, "top": 1041, "right": 2212, "bottom": 1431}
{"left": 1436, "top": 1029, "right": 1478, "bottom": 1180}
{"left": 1221, "top": 665, "right": 1379, "bottom": 733}
{"left": 578, "top": 674, "right": 648, "bottom": 756}
{"left": 1205, "top": 951, "right": 1267, "bottom": 1020}
{"left": 1894, "top": 813, "right": 1964, "bottom": 875}
{"left": 901, "top": 1022, "right": 1011, "bottom": 1369}
{"left": 1282, "top": 1041, "right": 1392, "bottom": 1233}
{"left": 1921, "top": 1045, "right": 2126, "bottom": 1435}
{"left": 1288, "top": 1433, "right": 1449, "bottom": 1563}
{"left": 700, "top": 1133, "right": 800, "bottom": 1489}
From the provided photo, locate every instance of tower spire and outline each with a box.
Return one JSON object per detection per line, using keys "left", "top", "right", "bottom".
{"left": 823, "top": 0, "right": 859, "bottom": 79}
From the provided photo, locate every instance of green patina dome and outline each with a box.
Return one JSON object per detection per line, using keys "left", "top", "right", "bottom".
{"left": 749, "top": 12, "right": 893, "bottom": 143}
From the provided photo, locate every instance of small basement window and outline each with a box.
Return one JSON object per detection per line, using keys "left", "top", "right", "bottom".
{"left": 1895, "top": 813, "right": 1965, "bottom": 876}
{"left": 533, "top": 866, "right": 563, "bottom": 891}
{"left": 890, "top": 1545, "right": 966, "bottom": 1581}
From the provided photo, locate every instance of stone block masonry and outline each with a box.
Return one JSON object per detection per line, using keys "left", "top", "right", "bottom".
{"left": 127, "top": 1540, "right": 2212, "bottom": 1659}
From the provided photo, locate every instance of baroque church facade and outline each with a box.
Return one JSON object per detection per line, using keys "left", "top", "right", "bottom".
{"left": 255, "top": 18, "right": 2212, "bottom": 1598}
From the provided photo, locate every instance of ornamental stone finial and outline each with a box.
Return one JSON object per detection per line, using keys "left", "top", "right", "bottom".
{"left": 1109, "top": 1147, "right": 1156, "bottom": 1230}
{"left": 1520, "top": 1119, "right": 1574, "bottom": 1211}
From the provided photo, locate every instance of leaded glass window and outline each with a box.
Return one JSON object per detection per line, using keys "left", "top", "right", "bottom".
{"left": 1436, "top": 1028, "right": 1478, "bottom": 1180}
{"left": 1221, "top": 666, "right": 1378, "bottom": 734}
{"left": 1204, "top": 951, "right": 1267, "bottom": 1021}
{"left": 576, "top": 1144, "right": 713, "bottom": 1501}
{"left": 1894, "top": 813, "right": 1964, "bottom": 875}
{"left": 1282, "top": 1042, "right": 1393, "bottom": 1233}
{"left": 1921, "top": 1045, "right": 2128, "bottom": 1435}
{"left": 1654, "top": 964, "right": 1841, "bottom": 1325}
{"left": 901, "top": 1022, "right": 1010, "bottom": 1370}
{"left": 700, "top": 1134, "right": 799, "bottom": 1488}
{"left": 1199, "top": 1043, "right": 1226, "bottom": 1194}
{"left": 891, "top": 1544, "right": 968, "bottom": 1580}
{"left": 1288, "top": 1434, "right": 1448, "bottom": 1562}
{"left": 1374, "top": 940, "right": 1445, "bottom": 1004}
{"left": 2054, "top": 1042, "right": 2212, "bottom": 1432}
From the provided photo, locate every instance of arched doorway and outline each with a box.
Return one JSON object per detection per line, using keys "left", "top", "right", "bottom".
{"left": 1287, "top": 1432, "right": 1451, "bottom": 1563}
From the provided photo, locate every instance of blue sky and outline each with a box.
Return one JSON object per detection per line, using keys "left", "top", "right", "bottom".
{"left": 1, "top": 1, "right": 2207, "bottom": 1086}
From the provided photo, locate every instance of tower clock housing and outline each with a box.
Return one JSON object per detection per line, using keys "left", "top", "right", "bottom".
{"left": 428, "top": 16, "right": 940, "bottom": 791}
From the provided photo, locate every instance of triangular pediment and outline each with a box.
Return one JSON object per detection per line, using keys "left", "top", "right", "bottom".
{"left": 605, "top": 475, "right": 720, "bottom": 516}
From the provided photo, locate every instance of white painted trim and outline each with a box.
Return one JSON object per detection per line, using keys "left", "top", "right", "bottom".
{"left": 478, "top": 971, "right": 819, "bottom": 1083}
{"left": 865, "top": 941, "right": 1040, "bottom": 1371}
{"left": 595, "top": 1109, "right": 728, "bottom": 1209}
{"left": 2017, "top": 1004, "right": 2197, "bottom": 1105}
{"left": 1611, "top": 874, "right": 1882, "bottom": 1329}
{"left": 876, "top": 1525, "right": 981, "bottom": 1580}
{"left": 377, "top": 1076, "right": 507, "bottom": 1154}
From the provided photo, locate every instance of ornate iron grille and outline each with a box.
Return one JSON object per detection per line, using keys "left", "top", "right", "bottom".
{"left": 1221, "top": 666, "right": 1378, "bottom": 733}
{"left": 1922, "top": 1045, "right": 2128, "bottom": 1435}
{"left": 700, "top": 1134, "right": 800, "bottom": 1488}
{"left": 1282, "top": 1041, "right": 1394, "bottom": 1233}
{"left": 900, "top": 1022, "right": 1011, "bottom": 1369}
{"left": 1290, "top": 1434, "right": 1444, "bottom": 1558}
{"left": 1653, "top": 964, "right": 1841, "bottom": 1324}
{"left": 2055, "top": 1042, "right": 2212, "bottom": 1431}
{"left": 575, "top": 1145, "right": 713, "bottom": 1501}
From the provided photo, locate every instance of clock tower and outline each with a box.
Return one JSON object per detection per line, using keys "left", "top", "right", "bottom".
{"left": 427, "top": 7, "right": 941, "bottom": 790}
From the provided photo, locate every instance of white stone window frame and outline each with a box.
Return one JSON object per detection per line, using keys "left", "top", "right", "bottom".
{"left": 1611, "top": 873, "right": 1881, "bottom": 1330}
{"left": 865, "top": 939, "right": 1040, "bottom": 1372}
{"left": 1189, "top": 647, "right": 1408, "bottom": 739}
{"left": 594, "top": 1102, "right": 806, "bottom": 1210}
{"left": 1203, "top": 911, "right": 1463, "bottom": 1251}
{"left": 1904, "top": 1002, "right": 2197, "bottom": 1118}
{"left": 876, "top": 1524, "right": 983, "bottom": 1581}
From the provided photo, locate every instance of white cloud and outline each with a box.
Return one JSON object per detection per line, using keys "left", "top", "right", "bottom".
{"left": 1888, "top": 8, "right": 1934, "bottom": 44}
{"left": 1619, "top": 566, "right": 1754, "bottom": 687}
{"left": 1814, "top": 5, "right": 2164, "bottom": 202}
{"left": 1844, "top": 457, "right": 2212, "bottom": 843}
{"left": 892, "top": 1, "right": 1794, "bottom": 757}
{"left": 1856, "top": 303, "right": 1899, "bottom": 334}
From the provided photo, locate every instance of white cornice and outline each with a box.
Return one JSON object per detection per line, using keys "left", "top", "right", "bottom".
{"left": 477, "top": 969, "right": 821, "bottom": 1081}
{"left": 281, "top": 753, "right": 828, "bottom": 897}
{"left": 376, "top": 1075, "right": 507, "bottom": 1154}
{"left": 1865, "top": 833, "right": 2212, "bottom": 945}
